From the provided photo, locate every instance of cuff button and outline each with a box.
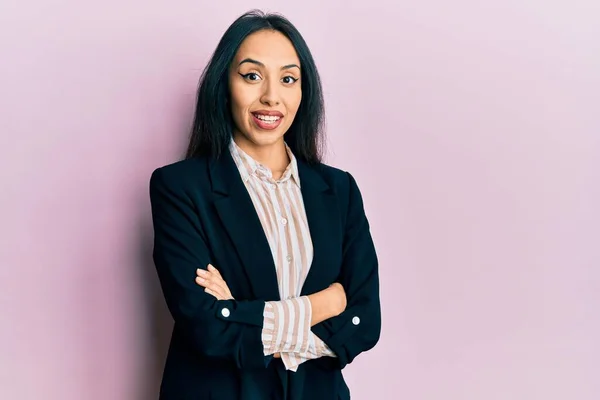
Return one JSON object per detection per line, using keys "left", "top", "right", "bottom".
{"left": 352, "top": 316, "right": 360, "bottom": 326}
{"left": 221, "top": 308, "right": 231, "bottom": 318}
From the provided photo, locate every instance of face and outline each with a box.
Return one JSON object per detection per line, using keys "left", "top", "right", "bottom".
{"left": 228, "top": 29, "right": 302, "bottom": 150}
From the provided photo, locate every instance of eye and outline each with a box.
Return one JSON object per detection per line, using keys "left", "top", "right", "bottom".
{"left": 240, "top": 72, "right": 261, "bottom": 81}
{"left": 281, "top": 76, "right": 298, "bottom": 85}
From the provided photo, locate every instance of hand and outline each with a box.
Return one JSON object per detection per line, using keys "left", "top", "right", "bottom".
{"left": 195, "top": 264, "right": 234, "bottom": 300}
{"left": 307, "top": 282, "right": 347, "bottom": 326}
{"left": 328, "top": 282, "right": 347, "bottom": 316}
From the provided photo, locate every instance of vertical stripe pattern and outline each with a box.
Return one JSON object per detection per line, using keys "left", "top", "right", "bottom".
{"left": 229, "top": 140, "right": 335, "bottom": 371}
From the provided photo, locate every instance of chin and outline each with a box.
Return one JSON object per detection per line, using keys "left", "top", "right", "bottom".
{"left": 246, "top": 128, "right": 286, "bottom": 147}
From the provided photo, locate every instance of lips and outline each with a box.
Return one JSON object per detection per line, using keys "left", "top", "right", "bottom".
{"left": 252, "top": 110, "right": 284, "bottom": 117}
{"left": 251, "top": 110, "right": 284, "bottom": 130}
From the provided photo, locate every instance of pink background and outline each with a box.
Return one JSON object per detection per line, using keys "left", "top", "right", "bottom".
{"left": 1, "top": 1, "right": 599, "bottom": 399}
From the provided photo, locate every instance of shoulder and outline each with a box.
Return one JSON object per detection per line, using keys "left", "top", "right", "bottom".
{"left": 309, "top": 162, "right": 367, "bottom": 220}
{"left": 149, "top": 155, "right": 210, "bottom": 193}
{"left": 311, "top": 161, "right": 362, "bottom": 196}
{"left": 308, "top": 162, "right": 370, "bottom": 228}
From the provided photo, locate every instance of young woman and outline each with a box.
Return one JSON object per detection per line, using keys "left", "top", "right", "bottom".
{"left": 149, "top": 9, "right": 381, "bottom": 400}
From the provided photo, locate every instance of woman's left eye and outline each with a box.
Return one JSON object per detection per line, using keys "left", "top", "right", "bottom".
{"left": 282, "top": 76, "right": 298, "bottom": 84}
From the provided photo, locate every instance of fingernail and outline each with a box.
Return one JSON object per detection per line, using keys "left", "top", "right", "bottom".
{"left": 196, "top": 277, "right": 205, "bottom": 283}
{"left": 197, "top": 269, "right": 207, "bottom": 275}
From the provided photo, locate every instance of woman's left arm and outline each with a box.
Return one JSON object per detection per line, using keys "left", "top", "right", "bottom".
{"left": 309, "top": 171, "right": 382, "bottom": 369}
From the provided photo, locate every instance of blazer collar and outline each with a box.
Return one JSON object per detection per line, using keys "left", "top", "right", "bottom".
{"left": 209, "top": 146, "right": 329, "bottom": 196}
{"left": 208, "top": 147, "right": 332, "bottom": 301}
{"left": 228, "top": 139, "right": 302, "bottom": 188}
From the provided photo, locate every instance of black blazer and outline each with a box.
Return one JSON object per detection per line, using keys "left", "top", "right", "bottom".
{"left": 149, "top": 149, "right": 381, "bottom": 400}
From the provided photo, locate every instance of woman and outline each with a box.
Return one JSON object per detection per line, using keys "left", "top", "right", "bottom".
{"left": 149, "top": 9, "right": 381, "bottom": 400}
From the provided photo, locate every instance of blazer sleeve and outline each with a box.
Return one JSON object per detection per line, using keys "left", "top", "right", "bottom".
{"left": 149, "top": 166, "right": 269, "bottom": 370}
{"left": 310, "top": 172, "right": 382, "bottom": 369}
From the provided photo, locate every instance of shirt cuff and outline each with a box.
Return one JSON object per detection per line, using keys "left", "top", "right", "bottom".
{"left": 280, "top": 331, "right": 337, "bottom": 371}
{"left": 261, "top": 296, "right": 312, "bottom": 356}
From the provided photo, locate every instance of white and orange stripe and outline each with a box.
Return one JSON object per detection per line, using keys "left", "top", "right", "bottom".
{"left": 229, "top": 139, "right": 336, "bottom": 371}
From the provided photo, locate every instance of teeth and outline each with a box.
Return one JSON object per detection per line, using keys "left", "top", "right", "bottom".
{"left": 255, "top": 114, "right": 281, "bottom": 122}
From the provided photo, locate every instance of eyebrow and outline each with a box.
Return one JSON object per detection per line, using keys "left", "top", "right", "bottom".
{"left": 238, "top": 58, "right": 300, "bottom": 71}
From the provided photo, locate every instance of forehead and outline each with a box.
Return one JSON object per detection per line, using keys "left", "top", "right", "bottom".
{"left": 234, "top": 30, "right": 300, "bottom": 66}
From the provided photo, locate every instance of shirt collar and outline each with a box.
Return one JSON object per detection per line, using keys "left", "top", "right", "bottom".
{"left": 229, "top": 138, "right": 301, "bottom": 187}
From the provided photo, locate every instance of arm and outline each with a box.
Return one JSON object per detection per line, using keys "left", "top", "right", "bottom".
{"left": 273, "top": 329, "right": 338, "bottom": 371}
{"left": 149, "top": 167, "right": 269, "bottom": 369}
{"left": 261, "top": 276, "right": 348, "bottom": 372}
{"left": 308, "top": 283, "right": 346, "bottom": 326}
{"left": 188, "top": 170, "right": 379, "bottom": 371}
{"left": 195, "top": 267, "right": 344, "bottom": 363}
{"left": 309, "top": 172, "right": 382, "bottom": 369}
{"left": 260, "top": 285, "right": 344, "bottom": 358}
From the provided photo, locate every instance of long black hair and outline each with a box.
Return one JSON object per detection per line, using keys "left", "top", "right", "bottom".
{"left": 185, "top": 9, "right": 326, "bottom": 165}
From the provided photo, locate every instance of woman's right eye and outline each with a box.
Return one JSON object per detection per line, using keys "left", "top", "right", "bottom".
{"left": 240, "top": 72, "right": 261, "bottom": 81}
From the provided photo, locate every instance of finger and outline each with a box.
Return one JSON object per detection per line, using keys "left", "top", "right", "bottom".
{"left": 204, "top": 268, "right": 231, "bottom": 298}
{"left": 197, "top": 267, "right": 233, "bottom": 299}
{"left": 199, "top": 268, "right": 223, "bottom": 285}
{"left": 195, "top": 275, "right": 221, "bottom": 292}
{"left": 209, "top": 275, "right": 231, "bottom": 298}
{"left": 197, "top": 268, "right": 208, "bottom": 277}
{"left": 195, "top": 276, "right": 209, "bottom": 287}
{"left": 196, "top": 276, "right": 227, "bottom": 297}
{"left": 203, "top": 281, "right": 228, "bottom": 299}
{"left": 196, "top": 270, "right": 225, "bottom": 291}
{"left": 207, "top": 264, "right": 223, "bottom": 278}
{"left": 207, "top": 277, "right": 230, "bottom": 297}
{"left": 200, "top": 282, "right": 233, "bottom": 300}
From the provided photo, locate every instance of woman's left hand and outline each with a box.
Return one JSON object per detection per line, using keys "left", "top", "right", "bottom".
{"left": 196, "top": 264, "right": 234, "bottom": 300}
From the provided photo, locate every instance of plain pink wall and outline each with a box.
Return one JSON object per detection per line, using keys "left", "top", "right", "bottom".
{"left": 1, "top": 1, "right": 598, "bottom": 399}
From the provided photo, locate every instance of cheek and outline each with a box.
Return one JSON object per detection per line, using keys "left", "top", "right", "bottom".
{"left": 229, "top": 82, "right": 253, "bottom": 117}
{"left": 286, "top": 89, "right": 302, "bottom": 116}
{"left": 229, "top": 97, "right": 245, "bottom": 119}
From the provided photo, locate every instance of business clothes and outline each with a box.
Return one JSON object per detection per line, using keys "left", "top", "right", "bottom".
{"left": 149, "top": 140, "right": 381, "bottom": 400}
{"left": 228, "top": 140, "right": 336, "bottom": 372}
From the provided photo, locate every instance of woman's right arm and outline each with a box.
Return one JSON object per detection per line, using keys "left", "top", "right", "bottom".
{"left": 150, "top": 167, "right": 271, "bottom": 369}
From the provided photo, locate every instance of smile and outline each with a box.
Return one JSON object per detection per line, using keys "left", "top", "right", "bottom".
{"left": 253, "top": 114, "right": 281, "bottom": 123}
{"left": 251, "top": 111, "right": 284, "bottom": 130}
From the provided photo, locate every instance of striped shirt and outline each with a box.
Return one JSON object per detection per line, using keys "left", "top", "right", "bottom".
{"left": 229, "top": 139, "right": 336, "bottom": 371}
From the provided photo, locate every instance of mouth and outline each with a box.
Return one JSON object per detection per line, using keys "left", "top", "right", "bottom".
{"left": 251, "top": 111, "right": 284, "bottom": 130}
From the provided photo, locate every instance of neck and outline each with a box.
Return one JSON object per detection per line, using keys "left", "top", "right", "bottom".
{"left": 233, "top": 133, "right": 290, "bottom": 175}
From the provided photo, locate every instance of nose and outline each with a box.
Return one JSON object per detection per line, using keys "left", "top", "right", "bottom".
{"left": 260, "top": 79, "right": 280, "bottom": 106}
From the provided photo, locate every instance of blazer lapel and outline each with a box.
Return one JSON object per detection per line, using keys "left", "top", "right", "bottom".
{"left": 209, "top": 151, "right": 280, "bottom": 301}
{"left": 297, "top": 161, "right": 341, "bottom": 296}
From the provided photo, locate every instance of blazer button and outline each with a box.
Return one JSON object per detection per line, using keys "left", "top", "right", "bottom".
{"left": 221, "top": 308, "right": 230, "bottom": 318}
{"left": 352, "top": 316, "right": 360, "bottom": 326}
